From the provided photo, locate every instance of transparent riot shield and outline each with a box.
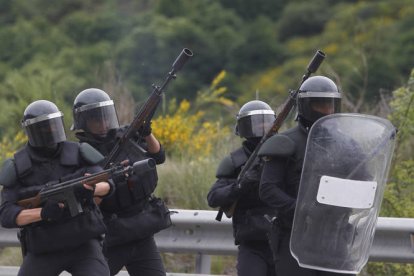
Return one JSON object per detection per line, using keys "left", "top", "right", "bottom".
{"left": 290, "top": 113, "right": 396, "bottom": 274}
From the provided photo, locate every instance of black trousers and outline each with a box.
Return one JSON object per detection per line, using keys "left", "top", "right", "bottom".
{"left": 18, "top": 239, "right": 109, "bottom": 276}
{"left": 273, "top": 233, "right": 356, "bottom": 276}
{"left": 104, "top": 236, "right": 166, "bottom": 276}
{"left": 237, "top": 242, "right": 276, "bottom": 276}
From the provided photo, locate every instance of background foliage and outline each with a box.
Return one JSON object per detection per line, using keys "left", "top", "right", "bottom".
{"left": 0, "top": 0, "right": 413, "bottom": 274}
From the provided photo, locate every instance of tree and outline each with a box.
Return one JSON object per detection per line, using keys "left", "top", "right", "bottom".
{"left": 368, "top": 69, "right": 414, "bottom": 275}
{"left": 277, "top": 0, "right": 332, "bottom": 41}
{"left": 220, "top": 0, "right": 286, "bottom": 21}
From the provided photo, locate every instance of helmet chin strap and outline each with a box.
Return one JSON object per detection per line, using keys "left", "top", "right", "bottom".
{"left": 94, "top": 133, "right": 108, "bottom": 139}
{"left": 89, "top": 129, "right": 116, "bottom": 142}
{"left": 246, "top": 137, "right": 262, "bottom": 146}
{"left": 298, "top": 115, "right": 313, "bottom": 130}
{"left": 44, "top": 143, "right": 58, "bottom": 150}
{"left": 299, "top": 110, "right": 331, "bottom": 130}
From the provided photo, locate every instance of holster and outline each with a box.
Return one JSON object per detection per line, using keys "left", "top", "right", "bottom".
{"left": 264, "top": 215, "right": 280, "bottom": 263}
{"left": 17, "top": 228, "right": 27, "bottom": 257}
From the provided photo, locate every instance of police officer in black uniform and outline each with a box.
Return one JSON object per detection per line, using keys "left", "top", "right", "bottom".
{"left": 207, "top": 100, "right": 277, "bottom": 276}
{"left": 0, "top": 100, "right": 112, "bottom": 276}
{"left": 72, "top": 88, "right": 168, "bottom": 276}
{"left": 258, "top": 76, "right": 353, "bottom": 276}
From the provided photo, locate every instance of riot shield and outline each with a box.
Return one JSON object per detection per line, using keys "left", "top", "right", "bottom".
{"left": 290, "top": 113, "right": 396, "bottom": 274}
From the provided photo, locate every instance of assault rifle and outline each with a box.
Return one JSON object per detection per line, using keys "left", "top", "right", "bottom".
{"left": 102, "top": 48, "right": 193, "bottom": 169}
{"left": 17, "top": 159, "right": 156, "bottom": 217}
{"left": 216, "top": 50, "right": 326, "bottom": 221}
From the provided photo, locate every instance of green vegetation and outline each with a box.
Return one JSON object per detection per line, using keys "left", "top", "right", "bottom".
{"left": 0, "top": 0, "right": 413, "bottom": 274}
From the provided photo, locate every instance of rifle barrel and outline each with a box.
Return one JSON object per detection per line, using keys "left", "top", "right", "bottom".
{"left": 172, "top": 48, "right": 193, "bottom": 73}
{"left": 307, "top": 50, "right": 326, "bottom": 73}
{"left": 103, "top": 48, "right": 193, "bottom": 168}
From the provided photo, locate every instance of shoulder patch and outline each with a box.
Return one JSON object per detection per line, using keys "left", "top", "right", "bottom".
{"left": 0, "top": 158, "right": 18, "bottom": 187}
{"left": 79, "top": 143, "right": 104, "bottom": 165}
{"left": 258, "top": 134, "right": 295, "bottom": 157}
{"left": 216, "top": 156, "right": 237, "bottom": 178}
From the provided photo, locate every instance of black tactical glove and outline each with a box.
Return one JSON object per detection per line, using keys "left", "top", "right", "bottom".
{"left": 111, "top": 171, "right": 128, "bottom": 186}
{"left": 41, "top": 200, "right": 65, "bottom": 221}
{"left": 74, "top": 184, "right": 95, "bottom": 203}
{"left": 139, "top": 121, "right": 152, "bottom": 137}
{"left": 237, "top": 164, "right": 261, "bottom": 193}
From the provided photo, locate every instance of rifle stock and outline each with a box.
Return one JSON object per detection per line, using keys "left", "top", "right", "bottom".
{"left": 17, "top": 194, "right": 42, "bottom": 210}
{"left": 216, "top": 50, "right": 326, "bottom": 221}
{"left": 103, "top": 48, "right": 193, "bottom": 169}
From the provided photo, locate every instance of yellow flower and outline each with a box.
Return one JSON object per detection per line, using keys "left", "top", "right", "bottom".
{"left": 0, "top": 132, "right": 27, "bottom": 164}
{"left": 153, "top": 100, "right": 229, "bottom": 158}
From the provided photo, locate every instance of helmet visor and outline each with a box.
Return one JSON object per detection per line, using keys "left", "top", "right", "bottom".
{"left": 73, "top": 101, "right": 119, "bottom": 135}
{"left": 238, "top": 113, "right": 275, "bottom": 138}
{"left": 300, "top": 95, "right": 341, "bottom": 123}
{"left": 24, "top": 116, "right": 66, "bottom": 147}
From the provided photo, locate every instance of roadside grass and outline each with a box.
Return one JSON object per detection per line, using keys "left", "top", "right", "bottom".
{"left": 156, "top": 135, "right": 239, "bottom": 275}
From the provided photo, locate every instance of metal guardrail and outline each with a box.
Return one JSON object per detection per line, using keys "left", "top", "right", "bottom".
{"left": 368, "top": 217, "right": 414, "bottom": 262}
{"left": 0, "top": 267, "right": 219, "bottom": 276}
{"left": 1, "top": 209, "right": 414, "bottom": 274}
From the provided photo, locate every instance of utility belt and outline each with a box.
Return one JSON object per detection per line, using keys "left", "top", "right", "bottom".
{"left": 103, "top": 196, "right": 172, "bottom": 247}
{"left": 19, "top": 207, "right": 106, "bottom": 255}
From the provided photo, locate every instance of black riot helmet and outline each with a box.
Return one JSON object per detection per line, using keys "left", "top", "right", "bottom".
{"left": 22, "top": 100, "right": 66, "bottom": 147}
{"left": 236, "top": 100, "right": 276, "bottom": 139}
{"left": 297, "top": 76, "right": 341, "bottom": 126}
{"left": 72, "top": 88, "right": 119, "bottom": 137}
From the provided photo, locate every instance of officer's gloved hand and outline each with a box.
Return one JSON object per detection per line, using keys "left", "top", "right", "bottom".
{"left": 74, "top": 184, "right": 95, "bottom": 203}
{"left": 138, "top": 122, "right": 152, "bottom": 137}
{"left": 111, "top": 171, "right": 128, "bottom": 186}
{"left": 237, "top": 165, "right": 260, "bottom": 193}
{"left": 41, "top": 200, "right": 65, "bottom": 221}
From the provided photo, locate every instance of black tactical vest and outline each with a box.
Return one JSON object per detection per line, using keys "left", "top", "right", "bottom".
{"left": 14, "top": 142, "right": 106, "bottom": 254}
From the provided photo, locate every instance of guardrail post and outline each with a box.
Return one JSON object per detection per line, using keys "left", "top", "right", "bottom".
{"left": 411, "top": 233, "right": 414, "bottom": 253}
{"left": 195, "top": 253, "right": 211, "bottom": 274}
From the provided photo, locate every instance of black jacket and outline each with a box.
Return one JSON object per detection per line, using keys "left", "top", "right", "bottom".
{"left": 259, "top": 125, "right": 308, "bottom": 231}
{"left": 207, "top": 140, "right": 275, "bottom": 244}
